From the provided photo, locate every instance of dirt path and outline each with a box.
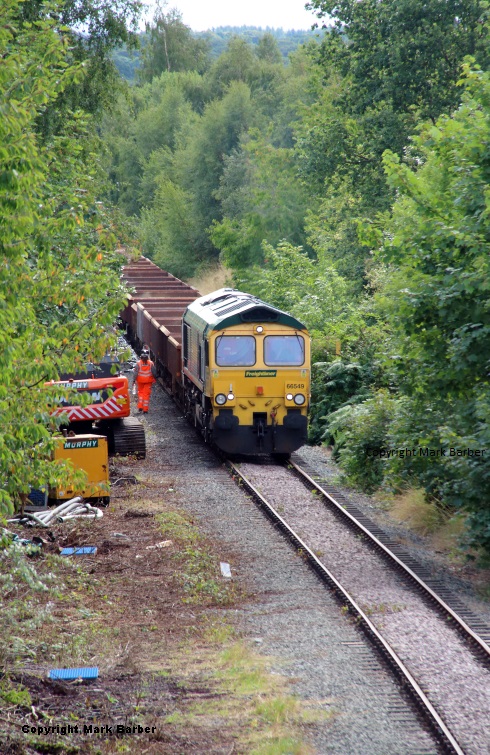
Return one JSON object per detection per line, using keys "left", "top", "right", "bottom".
{"left": 3, "top": 456, "right": 247, "bottom": 753}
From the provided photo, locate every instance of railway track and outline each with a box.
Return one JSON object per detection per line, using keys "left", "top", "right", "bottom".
{"left": 289, "top": 454, "right": 490, "bottom": 658}
{"left": 227, "top": 454, "right": 490, "bottom": 755}
{"left": 121, "top": 312, "right": 490, "bottom": 752}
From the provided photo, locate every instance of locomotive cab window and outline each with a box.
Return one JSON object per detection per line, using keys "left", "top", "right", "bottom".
{"left": 264, "top": 335, "right": 305, "bottom": 366}
{"left": 216, "top": 335, "right": 256, "bottom": 366}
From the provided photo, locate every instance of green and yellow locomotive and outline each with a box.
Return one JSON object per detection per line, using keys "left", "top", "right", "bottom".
{"left": 182, "top": 289, "right": 310, "bottom": 455}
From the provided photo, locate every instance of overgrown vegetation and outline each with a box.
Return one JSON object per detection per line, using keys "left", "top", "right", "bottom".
{"left": 100, "top": 0, "right": 490, "bottom": 558}
{"left": 0, "top": 0, "right": 137, "bottom": 517}
{"left": 1, "top": 472, "right": 326, "bottom": 753}
{"left": 157, "top": 509, "right": 238, "bottom": 604}
{"left": 0, "top": 535, "right": 101, "bottom": 684}
{"left": 2, "top": 0, "right": 490, "bottom": 593}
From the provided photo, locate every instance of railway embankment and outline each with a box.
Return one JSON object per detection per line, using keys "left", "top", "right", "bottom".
{"left": 4, "top": 372, "right": 490, "bottom": 753}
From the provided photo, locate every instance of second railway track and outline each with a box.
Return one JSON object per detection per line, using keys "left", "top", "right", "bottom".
{"left": 228, "top": 454, "right": 490, "bottom": 755}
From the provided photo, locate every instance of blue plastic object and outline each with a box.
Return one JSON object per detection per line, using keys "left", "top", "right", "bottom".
{"left": 60, "top": 546, "right": 97, "bottom": 556}
{"left": 49, "top": 667, "right": 99, "bottom": 681}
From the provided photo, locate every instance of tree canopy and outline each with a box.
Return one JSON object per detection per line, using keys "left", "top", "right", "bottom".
{"left": 0, "top": 0, "right": 132, "bottom": 516}
{"left": 138, "top": 5, "right": 210, "bottom": 82}
{"left": 370, "top": 66, "right": 490, "bottom": 548}
{"left": 308, "top": 0, "right": 489, "bottom": 120}
{"left": 17, "top": 0, "right": 142, "bottom": 135}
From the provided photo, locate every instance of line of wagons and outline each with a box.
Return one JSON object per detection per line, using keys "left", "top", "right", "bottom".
{"left": 120, "top": 256, "right": 311, "bottom": 457}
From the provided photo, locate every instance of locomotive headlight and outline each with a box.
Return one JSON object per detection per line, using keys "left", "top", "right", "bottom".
{"left": 227, "top": 392, "right": 235, "bottom": 401}
{"left": 286, "top": 393, "right": 294, "bottom": 401}
{"left": 215, "top": 393, "right": 227, "bottom": 405}
{"left": 294, "top": 393, "right": 306, "bottom": 406}
{"left": 255, "top": 325, "right": 264, "bottom": 333}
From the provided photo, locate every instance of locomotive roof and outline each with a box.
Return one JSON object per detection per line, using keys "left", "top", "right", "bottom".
{"left": 183, "top": 289, "right": 307, "bottom": 333}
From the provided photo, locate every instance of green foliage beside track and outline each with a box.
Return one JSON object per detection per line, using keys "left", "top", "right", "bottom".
{"left": 0, "top": 0, "right": 132, "bottom": 516}
{"left": 370, "top": 66, "right": 490, "bottom": 551}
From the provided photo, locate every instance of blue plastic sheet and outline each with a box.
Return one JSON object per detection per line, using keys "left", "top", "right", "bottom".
{"left": 49, "top": 667, "right": 99, "bottom": 680}
{"left": 60, "top": 546, "right": 97, "bottom": 556}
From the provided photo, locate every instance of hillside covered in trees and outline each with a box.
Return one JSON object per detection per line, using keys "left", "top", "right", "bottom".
{"left": 2, "top": 0, "right": 490, "bottom": 559}
{"left": 112, "top": 23, "right": 326, "bottom": 81}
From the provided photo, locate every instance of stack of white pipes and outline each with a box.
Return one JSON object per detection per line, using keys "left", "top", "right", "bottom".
{"left": 8, "top": 497, "right": 103, "bottom": 527}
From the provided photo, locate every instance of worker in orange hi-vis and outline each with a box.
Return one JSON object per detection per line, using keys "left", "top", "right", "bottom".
{"left": 133, "top": 347, "right": 157, "bottom": 414}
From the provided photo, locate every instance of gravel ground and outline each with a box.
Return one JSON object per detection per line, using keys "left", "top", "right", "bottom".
{"left": 239, "top": 460, "right": 490, "bottom": 755}
{"left": 127, "top": 374, "right": 439, "bottom": 755}
{"left": 297, "top": 445, "right": 490, "bottom": 627}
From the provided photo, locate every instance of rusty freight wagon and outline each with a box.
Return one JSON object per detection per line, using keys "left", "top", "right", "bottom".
{"left": 120, "top": 257, "right": 200, "bottom": 399}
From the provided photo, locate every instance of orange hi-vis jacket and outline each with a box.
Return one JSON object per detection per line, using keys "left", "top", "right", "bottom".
{"left": 134, "top": 359, "right": 156, "bottom": 385}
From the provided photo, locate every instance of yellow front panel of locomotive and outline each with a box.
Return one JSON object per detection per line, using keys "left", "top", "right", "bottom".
{"left": 209, "top": 326, "right": 310, "bottom": 424}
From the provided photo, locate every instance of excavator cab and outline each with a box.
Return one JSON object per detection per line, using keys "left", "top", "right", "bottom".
{"left": 59, "top": 354, "right": 121, "bottom": 381}
{"left": 49, "top": 357, "right": 145, "bottom": 458}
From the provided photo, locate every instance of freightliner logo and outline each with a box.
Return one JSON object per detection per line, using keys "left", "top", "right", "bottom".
{"left": 245, "top": 370, "right": 277, "bottom": 377}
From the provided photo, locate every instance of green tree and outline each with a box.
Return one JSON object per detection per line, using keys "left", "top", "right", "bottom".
{"left": 0, "top": 0, "right": 127, "bottom": 516}
{"left": 137, "top": 82, "right": 255, "bottom": 277}
{"left": 18, "top": 0, "right": 142, "bottom": 134}
{"left": 242, "top": 241, "right": 352, "bottom": 333}
{"left": 211, "top": 134, "right": 310, "bottom": 268}
{"left": 298, "top": 1, "right": 490, "bottom": 285}
{"left": 205, "top": 34, "right": 287, "bottom": 117}
{"left": 293, "top": 69, "right": 401, "bottom": 285}
{"left": 179, "top": 81, "right": 255, "bottom": 249}
{"left": 256, "top": 33, "right": 283, "bottom": 64}
{"left": 308, "top": 0, "right": 490, "bottom": 121}
{"left": 207, "top": 37, "right": 259, "bottom": 96}
{"left": 103, "top": 29, "right": 315, "bottom": 279}
{"left": 139, "top": 179, "right": 200, "bottom": 278}
{"left": 138, "top": 5, "right": 210, "bottom": 82}
{"left": 103, "top": 70, "right": 207, "bottom": 216}
{"left": 370, "top": 65, "right": 490, "bottom": 551}
{"left": 272, "top": 44, "right": 320, "bottom": 148}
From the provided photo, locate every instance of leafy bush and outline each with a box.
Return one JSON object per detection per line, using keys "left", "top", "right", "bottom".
{"left": 368, "top": 66, "right": 490, "bottom": 555}
{"left": 328, "top": 390, "right": 396, "bottom": 492}
{"left": 438, "top": 391, "right": 490, "bottom": 557}
{"left": 309, "top": 360, "right": 373, "bottom": 445}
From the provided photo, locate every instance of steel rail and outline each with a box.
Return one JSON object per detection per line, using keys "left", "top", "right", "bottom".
{"left": 288, "top": 457, "right": 490, "bottom": 662}
{"left": 227, "top": 460, "right": 464, "bottom": 755}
